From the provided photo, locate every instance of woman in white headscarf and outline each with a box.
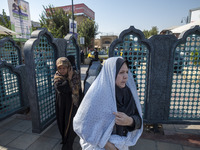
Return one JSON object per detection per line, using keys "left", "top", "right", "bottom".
{"left": 73, "top": 57, "right": 143, "bottom": 150}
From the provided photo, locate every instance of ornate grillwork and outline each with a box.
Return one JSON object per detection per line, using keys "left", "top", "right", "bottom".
{"left": 33, "top": 35, "right": 56, "bottom": 124}
{"left": 113, "top": 33, "right": 150, "bottom": 115}
{"left": 0, "top": 67, "right": 21, "bottom": 118}
{"left": 170, "top": 33, "right": 200, "bottom": 119}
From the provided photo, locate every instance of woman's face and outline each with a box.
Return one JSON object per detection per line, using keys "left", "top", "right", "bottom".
{"left": 58, "top": 65, "right": 68, "bottom": 76}
{"left": 116, "top": 63, "right": 128, "bottom": 88}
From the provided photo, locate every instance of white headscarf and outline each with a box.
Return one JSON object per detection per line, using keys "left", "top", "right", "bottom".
{"left": 73, "top": 56, "right": 143, "bottom": 150}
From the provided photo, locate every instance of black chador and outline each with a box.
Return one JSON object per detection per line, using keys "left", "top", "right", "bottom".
{"left": 54, "top": 71, "right": 77, "bottom": 150}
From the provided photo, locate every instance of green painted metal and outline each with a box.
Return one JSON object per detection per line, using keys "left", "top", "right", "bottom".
{"left": 0, "top": 41, "right": 19, "bottom": 66}
{"left": 33, "top": 35, "right": 56, "bottom": 125}
{"left": 170, "top": 34, "right": 200, "bottom": 119}
{"left": 113, "top": 34, "right": 149, "bottom": 115}
{"left": 66, "top": 39, "right": 78, "bottom": 69}
{"left": 0, "top": 67, "right": 21, "bottom": 118}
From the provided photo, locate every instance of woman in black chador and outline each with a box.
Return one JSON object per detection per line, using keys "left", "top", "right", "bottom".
{"left": 54, "top": 57, "right": 81, "bottom": 150}
{"left": 73, "top": 57, "right": 143, "bottom": 150}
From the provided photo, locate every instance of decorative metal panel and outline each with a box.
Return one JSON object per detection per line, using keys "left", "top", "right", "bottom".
{"left": 170, "top": 33, "right": 200, "bottom": 119}
{"left": 113, "top": 34, "right": 149, "bottom": 115}
{"left": 0, "top": 67, "right": 21, "bottom": 118}
{"left": 33, "top": 35, "right": 56, "bottom": 124}
{"left": 64, "top": 34, "right": 80, "bottom": 71}
{"left": 0, "top": 41, "right": 20, "bottom": 66}
{"left": 67, "top": 40, "right": 77, "bottom": 58}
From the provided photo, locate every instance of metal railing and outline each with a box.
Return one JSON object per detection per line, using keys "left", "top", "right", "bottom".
{"left": 0, "top": 28, "right": 80, "bottom": 133}
{"left": 0, "top": 37, "right": 28, "bottom": 121}
{"left": 109, "top": 26, "right": 200, "bottom": 124}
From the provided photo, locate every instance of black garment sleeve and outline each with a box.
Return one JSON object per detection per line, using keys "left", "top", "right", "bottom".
{"left": 127, "top": 111, "right": 142, "bottom": 131}
{"left": 54, "top": 80, "right": 71, "bottom": 94}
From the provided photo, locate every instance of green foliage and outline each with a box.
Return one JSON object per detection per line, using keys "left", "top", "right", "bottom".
{"left": 0, "top": 9, "right": 11, "bottom": 29}
{"left": 78, "top": 18, "right": 98, "bottom": 49}
{"left": 0, "top": 9, "right": 11, "bottom": 38}
{"left": 32, "top": 25, "right": 39, "bottom": 32}
{"left": 39, "top": 5, "right": 72, "bottom": 38}
{"left": 143, "top": 30, "right": 150, "bottom": 39}
{"left": 143, "top": 26, "right": 158, "bottom": 38}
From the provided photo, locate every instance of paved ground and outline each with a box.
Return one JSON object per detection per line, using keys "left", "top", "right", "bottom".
{"left": 0, "top": 115, "right": 200, "bottom": 150}
{"left": 0, "top": 65, "right": 200, "bottom": 150}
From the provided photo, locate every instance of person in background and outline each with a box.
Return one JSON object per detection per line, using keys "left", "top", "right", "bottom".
{"left": 94, "top": 49, "right": 99, "bottom": 61}
{"left": 80, "top": 50, "right": 85, "bottom": 64}
{"left": 54, "top": 57, "right": 80, "bottom": 150}
{"left": 73, "top": 57, "right": 143, "bottom": 150}
{"left": 12, "top": 0, "right": 19, "bottom": 11}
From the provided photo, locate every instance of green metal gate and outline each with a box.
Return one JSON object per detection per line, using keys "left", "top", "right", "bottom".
{"left": 33, "top": 35, "right": 56, "bottom": 125}
{"left": 169, "top": 33, "right": 200, "bottom": 120}
{"left": 0, "top": 66, "right": 22, "bottom": 119}
{"left": 109, "top": 26, "right": 200, "bottom": 124}
{"left": 0, "top": 37, "right": 26, "bottom": 120}
{"left": 65, "top": 34, "right": 80, "bottom": 70}
{"left": 110, "top": 28, "right": 151, "bottom": 117}
{"left": 24, "top": 28, "right": 58, "bottom": 133}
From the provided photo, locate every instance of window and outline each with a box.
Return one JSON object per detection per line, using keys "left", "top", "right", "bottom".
{"left": 104, "top": 41, "right": 111, "bottom": 44}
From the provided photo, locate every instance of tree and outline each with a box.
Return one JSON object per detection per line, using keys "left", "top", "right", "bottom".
{"left": 40, "top": 5, "right": 72, "bottom": 38}
{"left": 0, "top": 9, "right": 11, "bottom": 29}
{"left": 143, "top": 26, "right": 158, "bottom": 38}
{"left": 0, "top": 9, "right": 11, "bottom": 38}
{"left": 77, "top": 18, "right": 98, "bottom": 51}
{"left": 143, "top": 30, "right": 150, "bottom": 39}
{"left": 149, "top": 26, "right": 158, "bottom": 36}
{"left": 32, "top": 24, "right": 40, "bottom": 32}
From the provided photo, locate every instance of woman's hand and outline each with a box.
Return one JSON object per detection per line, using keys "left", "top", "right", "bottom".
{"left": 113, "top": 112, "right": 133, "bottom": 126}
{"left": 104, "top": 141, "right": 118, "bottom": 150}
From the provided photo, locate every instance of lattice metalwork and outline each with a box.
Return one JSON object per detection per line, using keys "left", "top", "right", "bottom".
{"left": 113, "top": 34, "right": 149, "bottom": 114}
{"left": 33, "top": 35, "right": 56, "bottom": 124}
{"left": 0, "top": 41, "right": 19, "bottom": 67}
{"left": 170, "top": 34, "right": 200, "bottom": 119}
{"left": 0, "top": 67, "right": 21, "bottom": 118}
{"left": 66, "top": 39, "right": 78, "bottom": 69}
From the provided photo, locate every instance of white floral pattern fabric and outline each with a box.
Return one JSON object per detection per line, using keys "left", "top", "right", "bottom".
{"left": 73, "top": 56, "right": 143, "bottom": 150}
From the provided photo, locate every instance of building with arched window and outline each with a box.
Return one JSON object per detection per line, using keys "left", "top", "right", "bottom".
{"left": 95, "top": 35, "right": 118, "bottom": 50}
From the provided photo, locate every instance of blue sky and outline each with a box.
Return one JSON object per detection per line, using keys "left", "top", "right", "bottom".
{"left": 0, "top": 0, "right": 199, "bottom": 37}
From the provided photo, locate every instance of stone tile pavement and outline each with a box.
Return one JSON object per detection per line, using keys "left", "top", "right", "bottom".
{"left": 0, "top": 114, "right": 200, "bottom": 150}
{"left": 0, "top": 114, "right": 81, "bottom": 150}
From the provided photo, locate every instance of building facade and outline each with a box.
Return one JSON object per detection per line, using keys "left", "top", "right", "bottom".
{"left": 58, "top": 3, "right": 95, "bottom": 25}
{"left": 95, "top": 35, "right": 118, "bottom": 50}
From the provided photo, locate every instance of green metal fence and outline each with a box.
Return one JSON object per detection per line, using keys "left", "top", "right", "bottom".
{"left": 24, "top": 28, "right": 81, "bottom": 133}
{"left": 0, "top": 38, "right": 21, "bottom": 67}
{"left": 109, "top": 26, "right": 200, "bottom": 124}
{"left": 169, "top": 33, "right": 200, "bottom": 120}
{"left": 65, "top": 34, "right": 80, "bottom": 70}
{"left": 23, "top": 28, "right": 59, "bottom": 133}
{"left": 110, "top": 30, "right": 151, "bottom": 117}
{"left": 33, "top": 35, "right": 56, "bottom": 125}
{"left": 0, "top": 37, "right": 27, "bottom": 120}
{"left": 0, "top": 66, "right": 21, "bottom": 118}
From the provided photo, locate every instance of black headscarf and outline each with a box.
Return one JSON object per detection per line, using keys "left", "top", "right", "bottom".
{"left": 115, "top": 58, "right": 135, "bottom": 113}
{"left": 115, "top": 58, "right": 129, "bottom": 78}
{"left": 115, "top": 58, "right": 138, "bottom": 136}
